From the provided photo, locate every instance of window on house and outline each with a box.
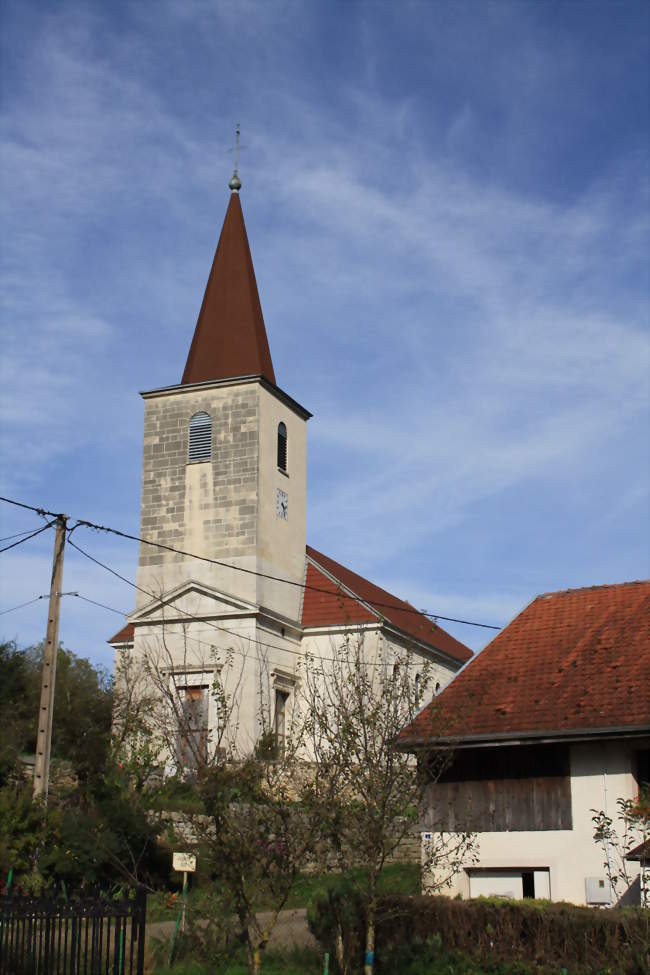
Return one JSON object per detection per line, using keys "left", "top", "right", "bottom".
{"left": 176, "top": 684, "right": 209, "bottom": 770}
{"left": 415, "top": 672, "right": 421, "bottom": 705}
{"left": 188, "top": 412, "right": 212, "bottom": 463}
{"left": 274, "top": 689, "right": 289, "bottom": 753}
{"left": 277, "top": 422, "right": 287, "bottom": 472}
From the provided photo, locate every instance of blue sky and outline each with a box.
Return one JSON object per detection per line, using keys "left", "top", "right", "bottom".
{"left": 1, "top": 0, "right": 648, "bottom": 669}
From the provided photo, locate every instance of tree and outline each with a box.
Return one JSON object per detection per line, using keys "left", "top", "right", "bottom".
{"left": 301, "top": 633, "right": 476, "bottom": 975}
{"left": 0, "top": 640, "right": 168, "bottom": 893}
{"left": 114, "top": 627, "right": 318, "bottom": 975}
{"left": 592, "top": 786, "right": 650, "bottom": 907}
{"left": 0, "top": 640, "right": 112, "bottom": 789}
{"left": 0, "top": 640, "right": 39, "bottom": 784}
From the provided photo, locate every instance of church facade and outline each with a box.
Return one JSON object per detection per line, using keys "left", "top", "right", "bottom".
{"left": 109, "top": 177, "right": 471, "bottom": 765}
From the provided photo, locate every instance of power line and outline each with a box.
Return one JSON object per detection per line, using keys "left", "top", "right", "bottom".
{"left": 0, "top": 496, "right": 501, "bottom": 631}
{"left": 67, "top": 537, "right": 427, "bottom": 669}
{"left": 0, "top": 525, "right": 48, "bottom": 544}
{"left": 0, "top": 594, "right": 47, "bottom": 617}
{"left": 0, "top": 521, "right": 56, "bottom": 554}
{"left": 65, "top": 592, "right": 127, "bottom": 617}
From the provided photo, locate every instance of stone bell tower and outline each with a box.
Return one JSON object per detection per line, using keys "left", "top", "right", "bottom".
{"left": 131, "top": 162, "right": 311, "bottom": 697}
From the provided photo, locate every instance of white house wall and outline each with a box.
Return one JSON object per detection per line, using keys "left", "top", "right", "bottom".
{"left": 423, "top": 738, "right": 647, "bottom": 905}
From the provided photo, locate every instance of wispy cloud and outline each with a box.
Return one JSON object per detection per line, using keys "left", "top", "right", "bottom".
{"left": 1, "top": 0, "right": 647, "bottom": 663}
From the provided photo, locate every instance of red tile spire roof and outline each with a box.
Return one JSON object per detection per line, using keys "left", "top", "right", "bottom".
{"left": 181, "top": 190, "right": 276, "bottom": 385}
{"left": 398, "top": 580, "right": 650, "bottom": 747}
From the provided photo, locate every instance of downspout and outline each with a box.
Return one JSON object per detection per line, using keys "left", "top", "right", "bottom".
{"left": 603, "top": 770, "right": 613, "bottom": 905}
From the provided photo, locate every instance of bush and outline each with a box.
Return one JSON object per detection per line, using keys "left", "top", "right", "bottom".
{"left": 307, "top": 892, "right": 650, "bottom": 975}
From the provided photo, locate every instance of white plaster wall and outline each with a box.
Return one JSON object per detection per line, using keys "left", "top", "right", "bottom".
{"left": 257, "top": 384, "right": 307, "bottom": 623}
{"left": 424, "top": 738, "right": 647, "bottom": 904}
{"left": 131, "top": 611, "right": 304, "bottom": 759}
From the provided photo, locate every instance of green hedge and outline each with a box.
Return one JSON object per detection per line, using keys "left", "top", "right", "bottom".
{"left": 308, "top": 891, "right": 650, "bottom": 974}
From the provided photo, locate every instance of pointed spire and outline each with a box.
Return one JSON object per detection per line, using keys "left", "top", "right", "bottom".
{"left": 181, "top": 189, "right": 276, "bottom": 386}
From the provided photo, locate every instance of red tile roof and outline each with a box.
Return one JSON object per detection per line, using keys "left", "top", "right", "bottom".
{"left": 182, "top": 192, "right": 275, "bottom": 386}
{"left": 106, "top": 549, "right": 473, "bottom": 666}
{"left": 399, "top": 581, "right": 650, "bottom": 746}
{"left": 108, "top": 622, "right": 134, "bottom": 645}
{"left": 303, "top": 546, "right": 472, "bottom": 665}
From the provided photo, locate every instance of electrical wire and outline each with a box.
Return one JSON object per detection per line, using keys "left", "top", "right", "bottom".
{"left": 0, "top": 521, "right": 56, "bottom": 554}
{"left": 0, "top": 496, "right": 501, "bottom": 631}
{"left": 67, "top": 593, "right": 129, "bottom": 617}
{"left": 0, "top": 525, "right": 49, "bottom": 544}
{"left": 0, "top": 595, "right": 47, "bottom": 616}
{"left": 67, "top": 537, "right": 430, "bottom": 669}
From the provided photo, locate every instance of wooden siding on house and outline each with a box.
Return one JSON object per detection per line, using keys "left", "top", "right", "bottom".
{"left": 421, "top": 744, "right": 572, "bottom": 832}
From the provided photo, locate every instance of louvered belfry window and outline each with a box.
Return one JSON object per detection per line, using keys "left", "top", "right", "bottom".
{"left": 188, "top": 411, "right": 212, "bottom": 463}
{"left": 277, "top": 422, "right": 287, "bottom": 471}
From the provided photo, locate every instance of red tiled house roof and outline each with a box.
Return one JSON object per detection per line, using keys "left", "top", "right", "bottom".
{"left": 399, "top": 581, "right": 650, "bottom": 747}
{"left": 303, "top": 546, "right": 472, "bottom": 665}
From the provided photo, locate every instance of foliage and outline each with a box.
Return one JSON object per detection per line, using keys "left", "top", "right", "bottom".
{"left": 0, "top": 767, "right": 169, "bottom": 893}
{"left": 0, "top": 640, "right": 40, "bottom": 784}
{"left": 301, "top": 634, "right": 476, "bottom": 974}
{"left": 0, "top": 638, "right": 171, "bottom": 892}
{"left": 0, "top": 639, "right": 112, "bottom": 788}
{"left": 151, "top": 945, "right": 323, "bottom": 975}
{"left": 115, "top": 632, "right": 321, "bottom": 975}
{"left": 181, "top": 754, "right": 318, "bottom": 975}
{"left": 592, "top": 786, "right": 650, "bottom": 906}
{"left": 146, "top": 864, "right": 420, "bottom": 922}
{"left": 308, "top": 892, "right": 650, "bottom": 975}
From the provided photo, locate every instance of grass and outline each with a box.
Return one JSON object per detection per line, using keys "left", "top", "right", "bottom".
{"left": 147, "top": 862, "right": 420, "bottom": 922}
{"left": 150, "top": 943, "right": 543, "bottom": 975}
{"left": 153, "top": 945, "right": 323, "bottom": 974}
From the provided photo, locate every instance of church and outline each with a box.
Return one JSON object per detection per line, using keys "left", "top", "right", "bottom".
{"left": 109, "top": 165, "right": 471, "bottom": 765}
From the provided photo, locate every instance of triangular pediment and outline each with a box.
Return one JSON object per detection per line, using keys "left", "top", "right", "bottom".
{"left": 129, "top": 579, "right": 258, "bottom": 625}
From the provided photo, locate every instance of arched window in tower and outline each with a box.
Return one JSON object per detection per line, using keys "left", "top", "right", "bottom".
{"left": 277, "top": 422, "right": 287, "bottom": 472}
{"left": 188, "top": 411, "right": 212, "bottom": 463}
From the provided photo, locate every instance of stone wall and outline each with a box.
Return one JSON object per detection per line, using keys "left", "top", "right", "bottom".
{"left": 161, "top": 811, "right": 421, "bottom": 868}
{"left": 139, "top": 385, "right": 259, "bottom": 571}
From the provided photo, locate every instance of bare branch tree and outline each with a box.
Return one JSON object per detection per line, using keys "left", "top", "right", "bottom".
{"left": 301, "top": 630, "right": 476, "bottom": 975}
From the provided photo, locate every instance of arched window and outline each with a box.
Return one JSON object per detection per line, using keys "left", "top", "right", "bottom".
{"left": 277, "top": 422, "right": 287, "bottom": 472}
{"left": 188, "top": 412, "right": 212, "bottom": 463}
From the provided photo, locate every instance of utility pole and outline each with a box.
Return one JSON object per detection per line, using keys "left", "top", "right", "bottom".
{"left": 33, "top": 515, "right": 67, "bottom": 803}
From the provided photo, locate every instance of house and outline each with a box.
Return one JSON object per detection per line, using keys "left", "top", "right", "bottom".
{"left": 109, "top": 167, "right": 471, "bottom": 763}
{"left": 397, "top": 581, "right": 650, "bottom": 905}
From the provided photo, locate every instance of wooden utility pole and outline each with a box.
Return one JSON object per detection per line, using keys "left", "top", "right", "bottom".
{"left": 33, "top": 515, "right": 67, "bottom": 803}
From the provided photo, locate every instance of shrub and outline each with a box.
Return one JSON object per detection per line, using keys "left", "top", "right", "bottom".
{"left": 308, "top": 892, "right": 650, "bottom": 974}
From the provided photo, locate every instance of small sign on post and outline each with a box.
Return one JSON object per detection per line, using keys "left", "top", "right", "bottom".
{"left": 172, "top": 852, "right": 197, "bottom": 933}
{"left": 172, "top": 852, "right": 196, "bottom": 873}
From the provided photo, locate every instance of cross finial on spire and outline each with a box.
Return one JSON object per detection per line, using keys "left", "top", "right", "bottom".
{"left": 229, "top": 123, "right": 242, "bottom": 192}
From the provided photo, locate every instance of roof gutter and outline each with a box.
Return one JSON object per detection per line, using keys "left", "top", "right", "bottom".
{"left": 396, "top": 723, "right": 650, "bottom": 751}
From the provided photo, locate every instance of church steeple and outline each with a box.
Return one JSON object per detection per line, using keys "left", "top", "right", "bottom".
{"left": 181, "top": 187, "right": 276, "bottom": 386}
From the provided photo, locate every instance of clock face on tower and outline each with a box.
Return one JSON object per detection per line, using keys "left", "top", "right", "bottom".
{"left": 276, "top": 488, "right": 288, "bottom": 520}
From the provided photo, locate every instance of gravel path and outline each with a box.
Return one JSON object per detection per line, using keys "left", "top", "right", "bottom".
{"left": 147, "top": 907, "right": 317, "bottom": 950}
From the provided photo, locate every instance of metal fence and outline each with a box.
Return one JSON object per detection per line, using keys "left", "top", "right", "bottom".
{"left": 0, "top": 888, "right": 147, "bottom": 975}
